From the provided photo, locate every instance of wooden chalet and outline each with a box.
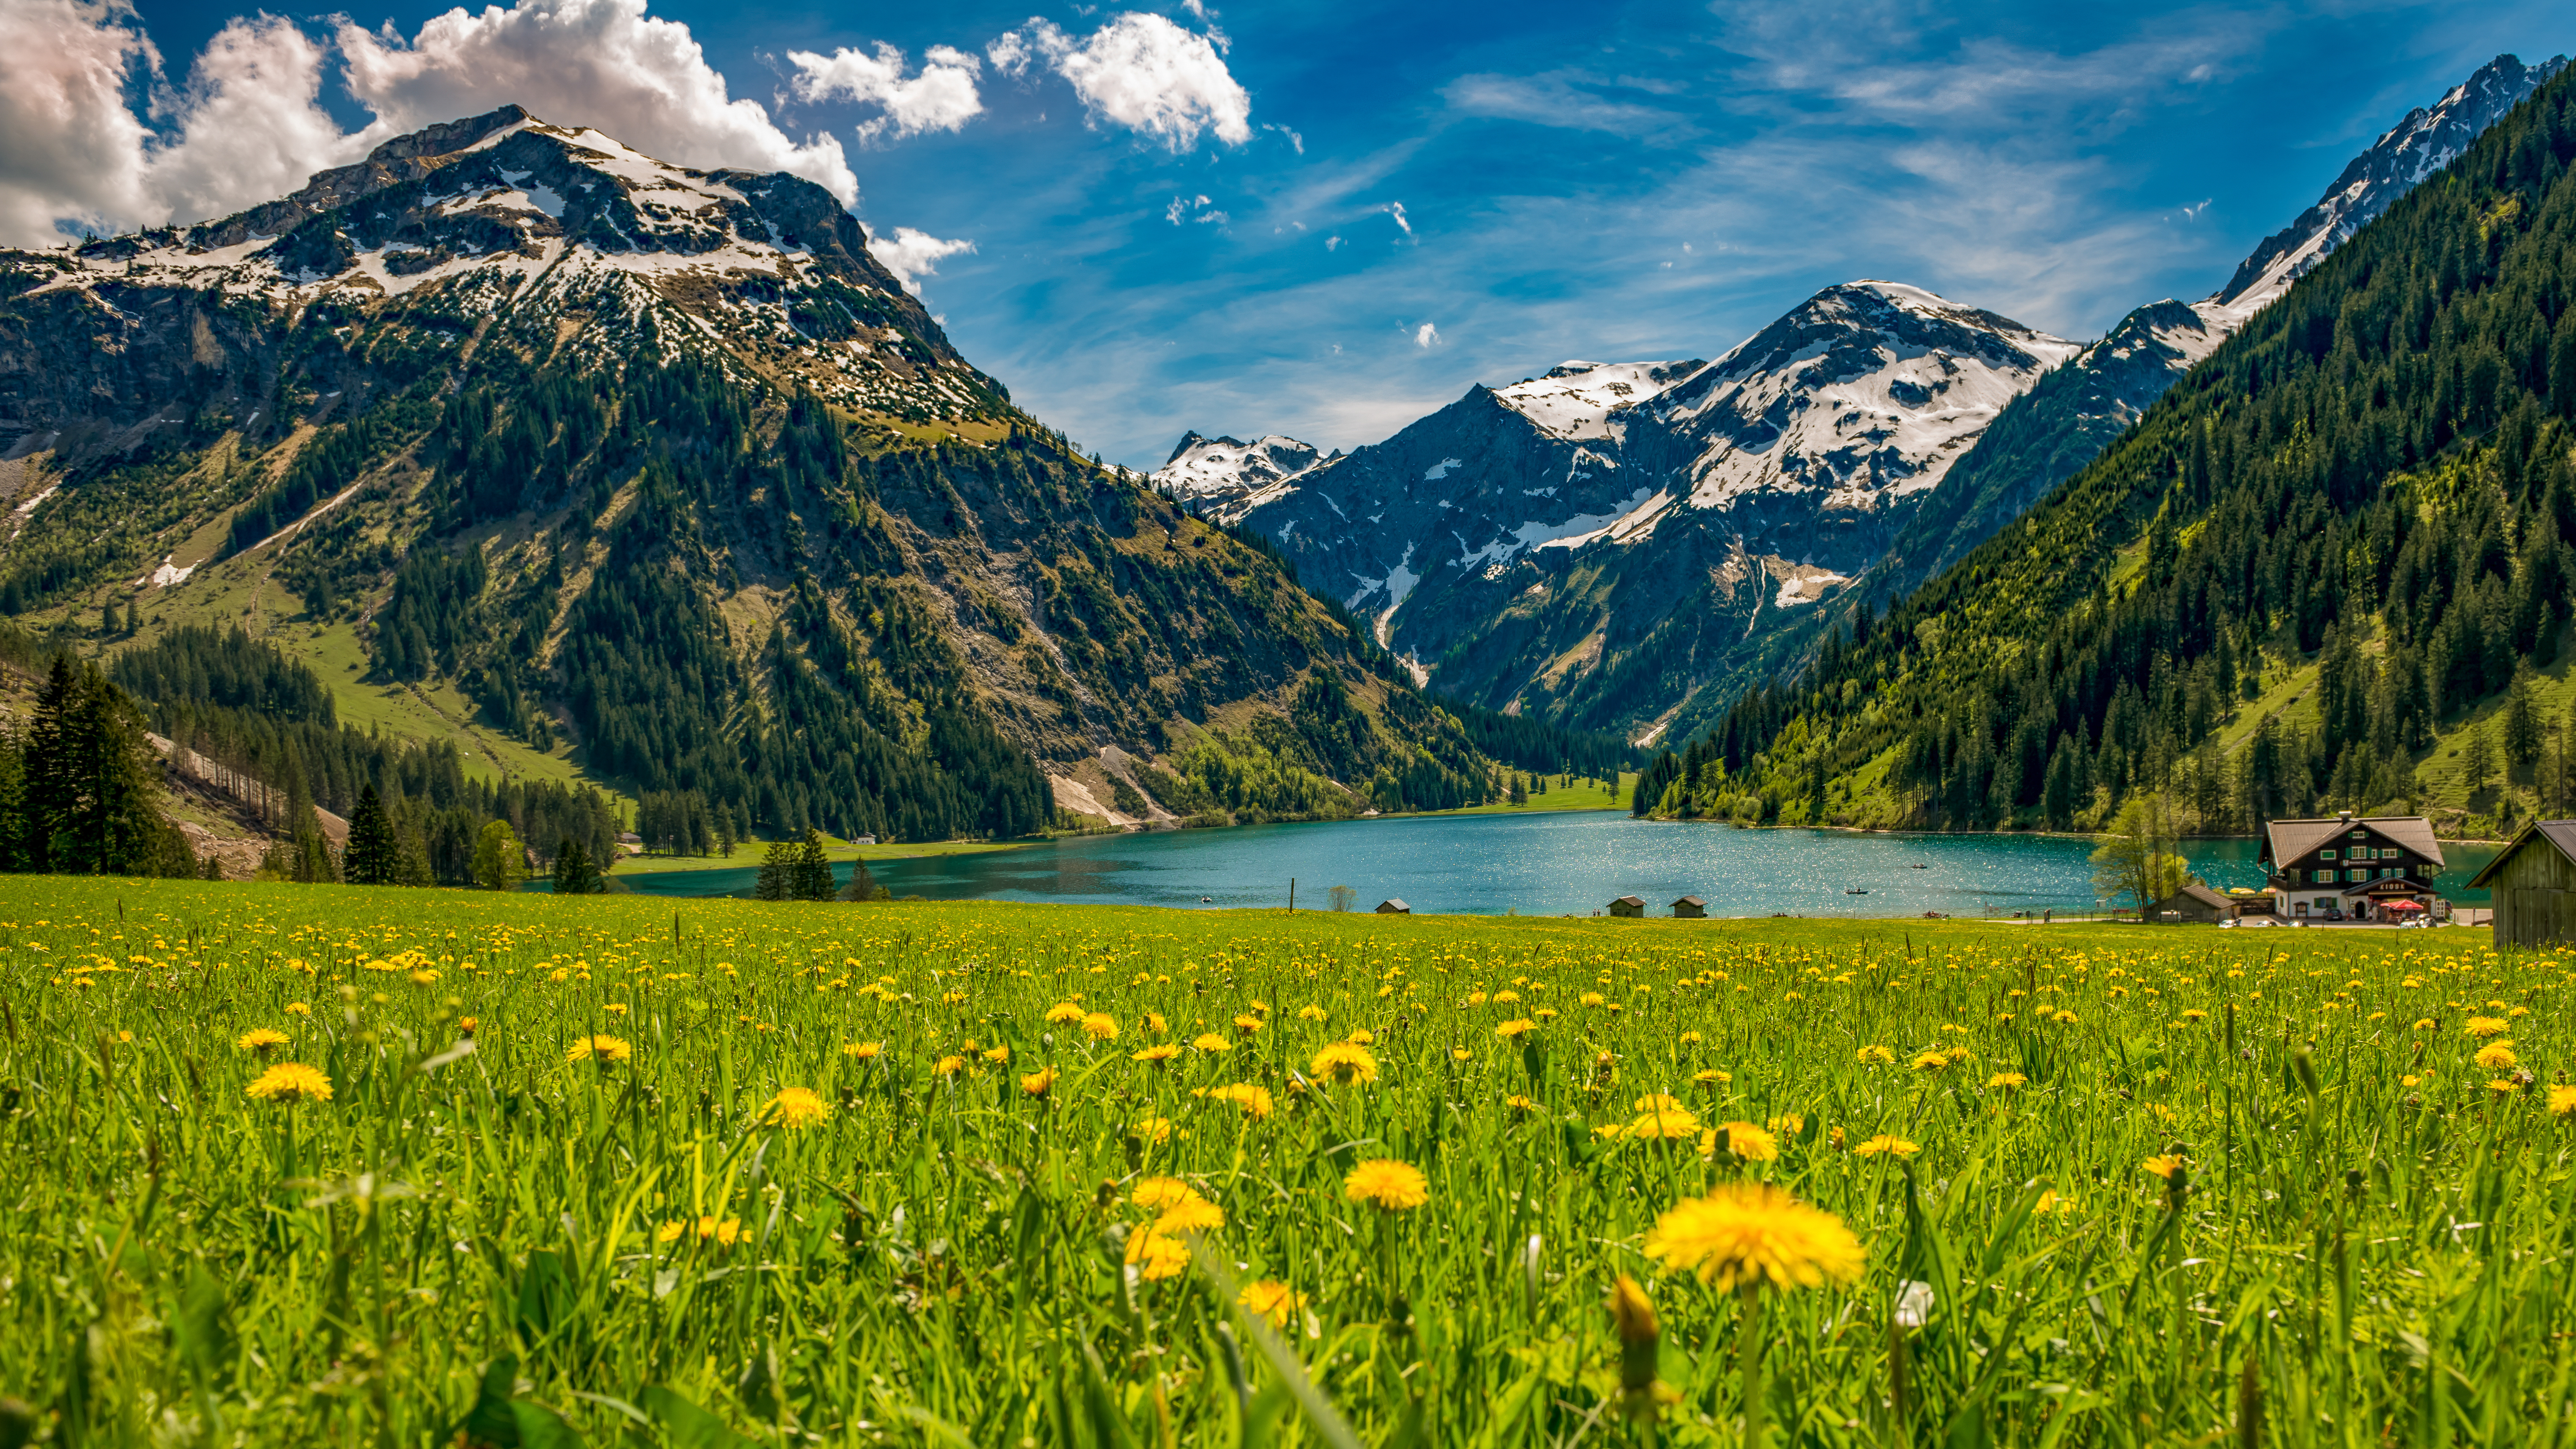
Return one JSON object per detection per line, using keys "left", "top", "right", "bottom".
{"left": 1375, "top": 898, "right": 1411, "bottom": 915}
{"left": 2257, "top": 811, "right": 2442, "bottom": 922}
{"left": 1608, "top": 895, "right": 1647, "bottom": 919}
{"left": 2467, "top": 821, "right": 2576, "bottom": 948}
{"left": 1672, "top": 895, "right": 1708, "bottom": 919}
{"left": 2144, "top": 882, "right": 2240, "bottom": 924}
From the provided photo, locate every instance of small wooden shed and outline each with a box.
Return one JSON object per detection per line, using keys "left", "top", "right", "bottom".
{"left": 1672, "top": 895, "right": 1708, "bottom": 919}
{"left": 1608, "top": 895, "right": 1647, "bottom": 919}
{"left": 1375, "top": 898, "right": 1411, "bottom": 915}
{"left": 2143, "top": 882, "right": 2237, "bottom": 924}
{"left": 2468, "top": 821, "right": 2576, "bottom": 948}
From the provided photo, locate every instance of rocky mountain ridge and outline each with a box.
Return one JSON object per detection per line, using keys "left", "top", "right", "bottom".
{"left": 0, "top": 108, "right": 1529, "bottom": 840}
{"left": 1159, "top": 52, "right": 2567, "bottom": 747}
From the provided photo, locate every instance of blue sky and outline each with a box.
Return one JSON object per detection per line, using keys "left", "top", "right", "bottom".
{"left": 85, "top": 0, "right": 2576, "bottom": 465}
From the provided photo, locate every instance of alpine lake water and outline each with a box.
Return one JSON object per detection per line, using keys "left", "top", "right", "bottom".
{"left": 593, "top": 811, "right": 2505, "bottom": 917}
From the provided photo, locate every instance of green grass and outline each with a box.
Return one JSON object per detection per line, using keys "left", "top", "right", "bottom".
{"left": 2, "top": 876, "right": 2567, "bottom": 1446}
{"left": 1410, "top": 771, "right": 1635, "bottom": 816}
{"left": 603, "top": 837, "right": 1040, "bottom": 876}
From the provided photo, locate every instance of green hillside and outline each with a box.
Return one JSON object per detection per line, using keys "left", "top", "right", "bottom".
{"left": 1647, "top": 68, "right": 2576, "bottom": 840}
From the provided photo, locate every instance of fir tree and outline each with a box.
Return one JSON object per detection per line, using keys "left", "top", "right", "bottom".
{"left": 754, "top": 839, "right": 790, "bottom": 901}
{"left": 548, "top": 834, "right": 596, "bottom": 894}
{"left": 27, "top": 654, "right": 169, "bottom": 875}
{"left": 838, "top": 856, "right": 889, "bottom": 901}
{"left": 344, "top": 783, "right": 398, "bottom": 884}
{"left": 792, "top": 827, "right": 835, "bottom": 901}
{"left": 2464, "top": 718, "right": 2496, "bottom": 798}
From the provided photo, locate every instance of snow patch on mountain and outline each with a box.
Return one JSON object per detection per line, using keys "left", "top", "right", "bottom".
{"left": 1492, "top": 359, "right": 1703, "bottom": 440}
{"left": 1153, "top": 432, "right": 1332, "bottom": 513}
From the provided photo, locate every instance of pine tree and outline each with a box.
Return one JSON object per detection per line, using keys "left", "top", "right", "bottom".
{"left": 2464, "top": 718, "right": 2496, "bottom": 798}
{"left": 792, "top": 827, "right": 835, "bottom": 900}
{"left": 344, "top": 783, "right": 398, "bottom": 884}
{"left": 27, "top": 654, "right": 169, "bottom": 875}
{"left": 548, "top": 834, "right": 595, "bottom": 894}
{"left": 838, "top": 856, "right": 889, "bottom": 902}
{"left": 2505, "top": 667, "right": 2543, "bottom": 775}
{"left": 753, "top": 838, "right": 790, "bottom": 900}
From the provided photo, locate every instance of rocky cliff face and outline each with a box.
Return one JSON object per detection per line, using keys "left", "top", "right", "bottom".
{"left": 0, "top": 109, "right": 1504, "bottom": 835}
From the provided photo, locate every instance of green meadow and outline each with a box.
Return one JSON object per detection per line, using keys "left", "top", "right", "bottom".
{"left": 0, "top": 878, "right": 2566, "bottom": 1447}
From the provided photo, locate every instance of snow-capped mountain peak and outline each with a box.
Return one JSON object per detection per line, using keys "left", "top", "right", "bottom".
{"left": 2210, "top": 52, "right": 2568, "bottom": 315}
{"left": 1490, "top": 359, "right": 1705, "bottom": 440}
{"left": 1153, "top": 432, "right": 1334, "bottom": 513}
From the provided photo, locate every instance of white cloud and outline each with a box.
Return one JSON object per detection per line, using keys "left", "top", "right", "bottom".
{"left": 1443, "top": 71, "right": 1689, "bottom": 139}
{"left": 1414, "top": 322, "right": 1439, "bottom": 348}
{"left": 988, "top": 13, "right": 1249, "bottom": 151}
{"left": 869, "top": 225, "right": 973, "bottom": 294}
{"left": 339, "top": 0, "right": 854, "bottom": 200}
{"left": 0, "top": 0, "right": 865, "bottom": 243}
{"left": 1163, "top": 192, "right": 1225, "bottom": 225}
{"left": 787, "top": 40, "right": 983, "bottom": 143}
{"left": 1324, "top": 235, "right": 1341, "bottom": 250}
{"left": 1385, "top": 200, "right": 1411, "bottom": 235}
{"left": 0, "top": 0, "right": 161, "bottom": 242}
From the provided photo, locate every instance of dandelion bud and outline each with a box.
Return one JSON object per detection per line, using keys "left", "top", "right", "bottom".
{"left": 2292, "top": 1049, "right": 2319, "bottom": 1098}
{"left": 1608, "top": 1275, "right": 1661, "bottom": 1388}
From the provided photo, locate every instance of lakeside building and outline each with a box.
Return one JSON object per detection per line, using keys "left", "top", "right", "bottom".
{"left": 2257, "top": 812, "right": 2443, "bottom": 922}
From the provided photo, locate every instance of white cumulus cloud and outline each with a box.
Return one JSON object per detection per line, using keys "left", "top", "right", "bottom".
{"left": 0, "top": 0, "right": 860, "bottom": 245}
{"left": 787, "top": 41, "right": 983, "bottom": 143}
{"left": 988, "top": 13, "right": 1249, "bottom": 152}
{"left": 1414, "top": 322, "right": 1440, "bottom": 348}
{"left": 1386, "top": 200, "right": 1411, "bottom": 235}
{"left": 869, "top": 226, "right": 974, "bottom": 294}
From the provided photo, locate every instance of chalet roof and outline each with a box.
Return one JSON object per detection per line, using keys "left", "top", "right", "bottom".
{"left": 2169, "top": 882, "right": 2233, "bottom": 909}
{"left": 1612, "top": 895, "right": 1647, "bottom": 907}
{"left": 2467, "top": 821, "right": 2576, "bottom": 889}
{"left": 1672, "top": 895, "right": 1707, "bottom": 907}
{"left": 2262, "top": 814, "right": 2443, "bottom": 868}
{"left": 1377, "top": 898, "right": 1410, "bottom": 912}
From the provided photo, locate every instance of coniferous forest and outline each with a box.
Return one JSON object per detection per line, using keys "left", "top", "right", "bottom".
{"left": 1649, "top": 69, "right": 2576, "bottom": 837}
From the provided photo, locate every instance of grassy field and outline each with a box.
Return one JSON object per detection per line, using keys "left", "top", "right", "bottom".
{"left": 601, "top": 838, "right": 1040, "bottom": 878}
{"left": 1, "top": 880, "right": 2566, "bottom": 1447}
{"left": 1414, "top": 772, "right": 1635, "bottom": 817}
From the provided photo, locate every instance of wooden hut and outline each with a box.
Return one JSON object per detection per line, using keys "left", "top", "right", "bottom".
{"left": 1375, "top": 898, "right": 1411, "bottom": 915}
{"left": 2467, "top": 821, "right": 2576, "bottom": 947}
{"left": 1671, "top": 895, "right": 1708, "bottom": 919}
{"left": 2142, "top": 882, "right": 2238, "bottom": 924}
{"left": 1608, "top": 895, "right": 1646, "bottom": 919}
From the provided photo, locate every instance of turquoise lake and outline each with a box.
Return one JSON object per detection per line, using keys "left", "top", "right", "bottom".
{"left": 593, "top": 813, "right": 2503, "bottom": 915}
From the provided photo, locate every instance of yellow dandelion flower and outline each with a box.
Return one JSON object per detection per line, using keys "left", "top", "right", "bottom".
{"left": 1146, "top": 1011, "right": 1168, "bottom": 1034}
{"left": 1206, "top": 1083, "right": 1273, "bottom": 1119}
{"left": 1082, "top": 1012, "right": 1120, "bottom": 1041}
{"left": 2488, "top": 1079, "right": 2522, "bottom": 1095}
{"left": 1045, "top": 1002, "right": 1086, "bottom": 1024}
{"left": 1700, "top": 1121, "right": 1779, "bottom": 1162}
{"left": 764, "top": 1087, "right": 830, "bottom": 1129}
{"left": 566, "top": 1034, "right": 632, "bottom": 1065}
{"left": 1506, "top": 1093, "right": 1540, "bottom": 1116}
{"left": 1634, "top": 1092, "right": 1687, "bottom": 1112}
{"left": 1346, "top": 1028, "right": 1375, "bottom": 1045}
{"left": 1986, "top": 1072, "right": 2027, "bottom": 1089}
{"left": 1691, "top": 1068, "right": 1733, "bottom": 1088}
{"left": 982, "top": 1044, "right": 1013, "bottom": 1065}
{"left": 1343, "top": 1158, "right": 1430, "bottom": 1210}
{"left": 657, "top": 1217, "right": 745, "bottom": 1247}
{"left": 1192, "top": 1033, "right": 1231, "bottom": 1052}
{"left": 2475, "top": 1042, "right": 2519, "bottom": 1070}
{"left": 1133, "top": 1043, "right": 1182, "bottom": 1067}
{"left": 1154, "top": 1197, "right": 1225, "bottom": 1234}
{"left": 1125, "top": 1230, "right": 1190, "bottom": 1281}
{"left": 1297, "top": 1004, "right": 1328, "bottom": 1021}
{"left": 245, "top": 1062, "right": 332, "bottom": 1104}
{"left": 1856, "top": 1045, "right": 1896, "bottom": 1065}
{"left": 1131, "top": 1177, "right": 1202, "bottom": 1211}
{"left": 1233, "top": 1014, "right": 1264, "bottom": 1036}
{"left": 2465, "top": 1016, "right": 2509, "bottom": 1039}
{"left": 1020, "top": 1067, "right": 1059, "bottom": 1099}
{"left": 934, "top": 1055, "right": 965, "bottom": 1078}
{"left": 1239, "top": 1280, "right": 1306, "bottom": 1327}
{"left": 284, "top": 1001, "right": 311, "bottom": 1016}
{"left": 1495, "top": 1018, "right": 1538, "bottom": 1039}
{"left": 2548, "top": 1084, "right": 2576, "bottom": 1116}
{"left": 236, "top": 1027, "right": 289, "bottom": 1055}
{"left": 1908, "top": 1050, "right": 1949, "bottom": 1072}
{"left": 1852, "top": 1135, "right": 1919, "bottom": 1159}
{"left": 1132, "top": 1116, "right": 1177, "bottom": 1145}
{"left": 1642, "top": 1183, "right": 1866, "bottom": 1293}
{"left": 1310, "top": 1041, "right": 1380, "bottom": 1084}
{"left": 844, "top": 1041, "right": 883, "bottom": 1059}
{"left": 2141, "top": 1154, "right": 2186, "bottom": 1180}
{"left": 1626, "top": 1106, "right": 1701, "bottom": 1142}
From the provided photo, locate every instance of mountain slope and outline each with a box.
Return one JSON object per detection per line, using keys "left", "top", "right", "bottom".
{"left": 1683, "top": 63, "right": 2576, "bottom": 838}
{"left": 1166, "top": 53, "right": 2563, "bottom": 752}
{"left": 1157, "top": 288, "right": 2075, "bottom": 740}
{"left": 0, "top": 107, "right": 1523, "bottom": 841}
{"left": 1870, "top": 52, "right": 2569, "bottom": 606}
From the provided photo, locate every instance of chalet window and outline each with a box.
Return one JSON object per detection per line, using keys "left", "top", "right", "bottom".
{"left": 2350, "top": 831, "right": 2367, "bottom": 839}
{"left": 2313, "top": 869, "right": 2335, "bottom": 884}
{"left": 2321, "top": 849, "right": 2338, "bottom": 860}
